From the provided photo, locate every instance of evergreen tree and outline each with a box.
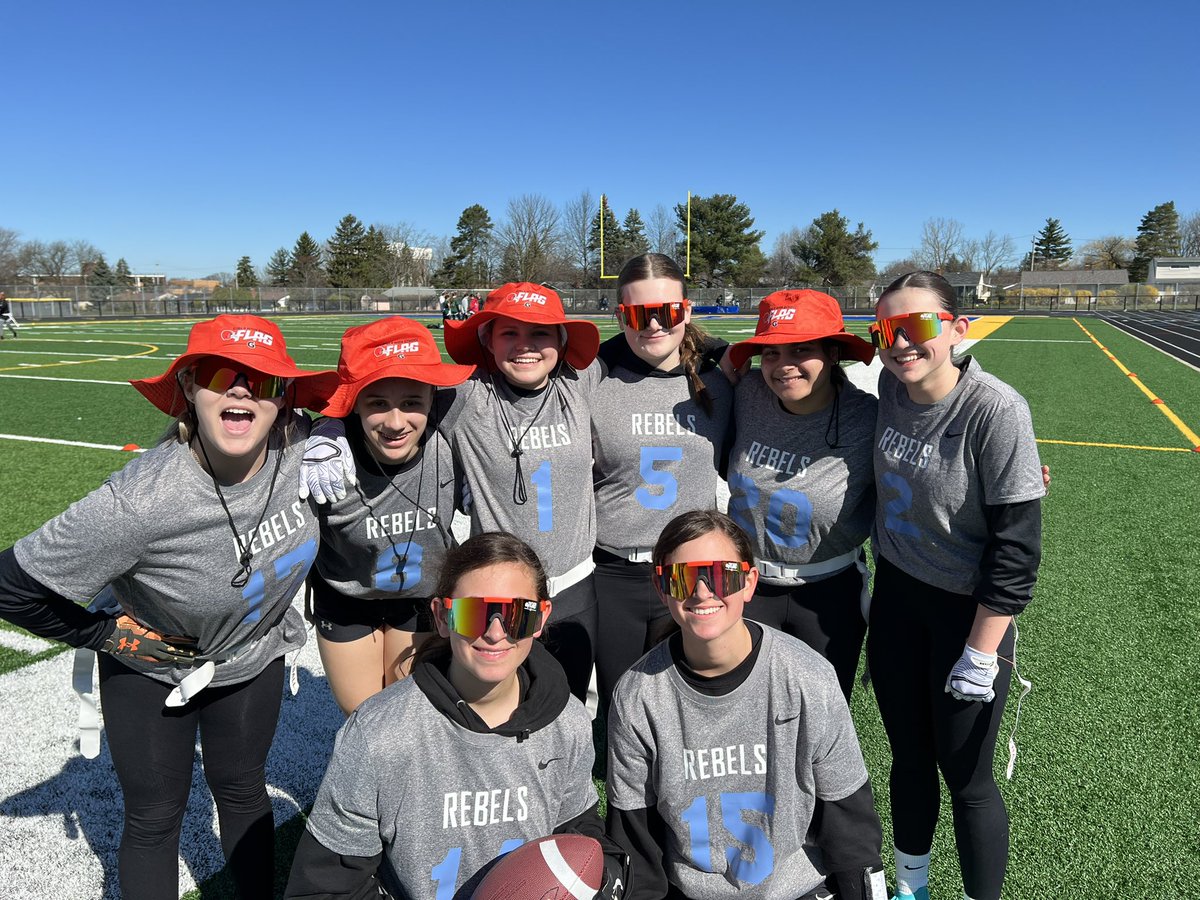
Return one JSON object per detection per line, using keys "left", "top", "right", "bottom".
{"left": 1130, "top": 201, "right": 1182, "bottom": 282}
{"left": 1027, "top": 218, "right": 1072, "bottom": 270}
{"left": 326, "top": 214, "right": 368, "bottom": 287}
{"left": 289, "top": 232, "right": 325, "bottom": 286}
{"left": 114, "top": 257, "right": 134, "bottom": 287}
{"left": 235, "top": 255, "right": 259, "bottom": 287}
{"left": 87, "top": 254, "right": 116, "bottom": 300}
{"left": 588, "top": 200, "right": 624, "bottom": 282}
{"left": 676, "top": 193, "right": 766, "bottom": 287}
{"left": 266, "top": 247, "right": 292, "bottom": 286}
{"left": 434, "top": 204, "right": 494, "bottom": 287}
{"left": 623, "top": 208, "right": 650, "bottom": 259}
{"left": 790, "top": 210, "right": 878, "bottom": 286}
{"left": 362, "top": 226, "right": 394, "bottom": 287}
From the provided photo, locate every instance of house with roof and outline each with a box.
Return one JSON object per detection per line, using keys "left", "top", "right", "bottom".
{"left": 943, "top": 271, "right": 989, "bottom": 303}
{"left": 1149, "top": 258, "right": 1200, "bottom": 294}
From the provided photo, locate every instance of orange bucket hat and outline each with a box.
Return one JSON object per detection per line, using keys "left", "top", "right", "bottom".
{"left": 130, "top": 314, "right": 338, "bottom": 415}
{"left": 729, "top": 290, "right": 875, "bottom": 369}
{"left": 317, "top": 316, "right": 475, "bottom": 418}
{"left": 443, "top": 282, "right": 600, "bottom": 370}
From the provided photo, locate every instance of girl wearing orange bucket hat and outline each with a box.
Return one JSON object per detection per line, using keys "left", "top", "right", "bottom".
{"left": 589, "top": 253, "right": 736, "bottom": 716}
{"left": 305, "top": 316, "right": 474, "bottom": 715}
{"left": 436, "top": 282, "right": 603, "bottom": 704}
{"left": 0, "top": 314, "right": 337, "bottom": 899}
{"left": 723, "top": 289, "right": 878, "bottom": 701}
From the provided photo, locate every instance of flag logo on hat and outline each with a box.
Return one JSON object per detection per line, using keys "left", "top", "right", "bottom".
{"left": 220, "top": 328, "right": 275, "bottom": 346}
{"left": 767, "top": 307, "right": 796, "bottom": 328}
{"left": 375, "top": 341, "right": 420, "bottom": 359}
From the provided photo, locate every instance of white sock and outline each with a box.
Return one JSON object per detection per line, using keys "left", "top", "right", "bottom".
{"left": 894, "top": 847, "right": 930, "bottom": 895}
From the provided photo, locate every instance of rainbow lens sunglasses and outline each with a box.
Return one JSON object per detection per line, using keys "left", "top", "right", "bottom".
{"left": 439, "top": 596, "right": 550, "bottom": 641}
{"left": 617, "top": 300, "right": 690, "bottom": 332}
{"left": 654, "top": 560, "right": 752, "bottom": 601}
{"left": 868, "top": 311, "right": 955, "bottom": 349}
{"left": 192, "top": 360, "right": 291, "bottom": 399}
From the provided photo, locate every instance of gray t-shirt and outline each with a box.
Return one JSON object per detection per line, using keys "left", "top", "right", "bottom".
{"left": 607, "top": 626, "right": 869, "bottom": 899}
{"left": 306, "top": 671, "right": 597, "bottom": 899}
{"left": 14, "top": 419, "right": 317, "bottom": 687}
{"left": 316, "top": 431, "right": 458, "bottom": 600}
{"left": 728, "top": 373, "right": 876, "bottom": 581}
{"left": 437, "top": 367, "right": 600, "bottom": 579}
{"left": 872, "top": 356, "right": 1046, "bottom": 595}
{"left": 591, "top": 345, "right": 733, "bottom": 550}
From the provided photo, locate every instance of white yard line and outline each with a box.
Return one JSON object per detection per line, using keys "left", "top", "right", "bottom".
{"left": 0, "top": 434, "right": 147, "bottom": 452}
{"left": 0, "top": 630, "right": 55, "bottom": 653}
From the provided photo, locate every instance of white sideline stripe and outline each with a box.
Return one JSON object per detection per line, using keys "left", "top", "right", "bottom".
{"left": 0, "top": 434, "right": 146, "bottom": 452}
{"left": 541, "top": 841, "right": 599, "bottom": 900}
{"left": 0, "top": 374, "right": 130, "bottom": 385}
{"left": 0, "top": 630, "right": 55, "bottom": 654}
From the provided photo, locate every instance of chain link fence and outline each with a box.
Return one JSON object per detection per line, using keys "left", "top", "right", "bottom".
{"left": 2, "top": 283, "right": 1197, "bottom": 321}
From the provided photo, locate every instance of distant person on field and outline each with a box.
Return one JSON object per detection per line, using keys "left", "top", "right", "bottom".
{"left": 467, "top": 293, "right": 481, "bottom": 316}
{"left": 0, "top": 292, "right": 18, "bottom": 338}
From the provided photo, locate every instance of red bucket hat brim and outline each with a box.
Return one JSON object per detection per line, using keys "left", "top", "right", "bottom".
{"left": 319, "top": 361, "right": 475, "bottom": 418}
{"left": 729, "top": 290, "right": 875, "bottom": 369}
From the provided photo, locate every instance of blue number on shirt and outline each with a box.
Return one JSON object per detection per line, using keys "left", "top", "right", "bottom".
{"left": 431, "top": 839, "right": 525, "bottom": 899}
{"left": 636, "top": 446, "right": 683, "bottom": 510}
{"left": 726, "top": 470, "right": 757, "bottom": 534}
{"left": 765, "top": 488, "right": 812, "bottom": 549}
{"left": 530, "top": 459, "right": 553, "bottom": 531}
{"left": 680, "top": 791, "right": 775, "bottom": 885}
{"left": 728, "top": 472, "right": 812, "bottom": 548}
{"left": 881, "top": 472, "right": 922, "bottom": 538}
{"left": 239, "top": 538, "right": 318, "bottom": 626}
{"left": 373, "top": 543, "right": 423, "bottom": 591}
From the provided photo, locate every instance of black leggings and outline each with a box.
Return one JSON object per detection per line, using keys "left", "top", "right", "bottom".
{"left": 866, "top": 555, "right": 1014, "bottom": 900}
{"left": 99, "top": 654, "right": 284, "bottom": 900}
{"left": 745, "top": 561, "right": 869, "bottom": 701}
{"left": 592, "top": 552, "right": 674, "bottom": 716}
{"left": 542, "top": 573, "right": 598, "bottom": 703}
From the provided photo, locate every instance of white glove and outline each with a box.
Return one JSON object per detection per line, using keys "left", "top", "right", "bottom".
{"left": 945, "top": 645, "right": 999, "bottom": 702}
{"left": 300, "top": 417, "right": 356, "bottom": 504}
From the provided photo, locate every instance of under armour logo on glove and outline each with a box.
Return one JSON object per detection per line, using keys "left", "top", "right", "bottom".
{"left": 102, "top": 615, "right": 198, "bottom": 665}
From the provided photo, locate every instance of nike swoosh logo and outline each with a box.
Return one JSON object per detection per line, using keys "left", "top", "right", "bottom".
{"left": 538, "top": 757, "right": 563, "bottom": 770}
{"left": 774, "top": 713, "right": 799, "bottom": 725}
{"left": 903, "top": 864, "right": 925, "bottom": 870}
{"left": 440, "top": 478, "right": 455, "bottom": 487}
{"left": 945, "top": 430, "right": 965, "bottom": 438}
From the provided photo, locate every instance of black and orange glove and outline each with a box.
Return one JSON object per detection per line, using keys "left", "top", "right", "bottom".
{"left": 101, "top": 615, "right": 198, "bottom": 665}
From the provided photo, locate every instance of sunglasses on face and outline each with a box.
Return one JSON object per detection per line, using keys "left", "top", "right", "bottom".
{"left": 617, "top": 300, "right": 689, "bottom": 332}
{"left": 191, "top": 360, "right": 291, "bottom": 399}
{"left": 439, "top": 596, "right": 549, "bottom": 641}
{"left": 654, "top": 560, "right": 752, "bottom": 601}
{"left": 868, "top": 311, "right": 955, "bottom": 349}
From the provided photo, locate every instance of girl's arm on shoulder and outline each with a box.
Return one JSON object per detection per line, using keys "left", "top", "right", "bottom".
{"left": 283, "top": 827, "right": 383, "bottom": 900}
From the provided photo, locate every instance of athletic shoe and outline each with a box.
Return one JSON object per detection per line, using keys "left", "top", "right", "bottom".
{"left": 891, "top": 889, "right": 930, "bottom": 900}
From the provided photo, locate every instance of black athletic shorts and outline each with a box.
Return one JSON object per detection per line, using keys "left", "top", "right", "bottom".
{"left": 307, "top": 570, "right": 434, "bottom": 642}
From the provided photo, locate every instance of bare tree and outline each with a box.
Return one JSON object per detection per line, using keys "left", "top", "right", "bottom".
{"left": 647, "top": 204, "right": 678, "bottom": 258}
{"left": 0, "top": 227, "right": 23, "bottom": 283}
{"left": 69, "top": 240, "right": 102, "bottom": 278}
{"left": 497, "top": 194, "right": 560, "bottom": 283}
{"left": 1181, "top": 211, "right": 1200, "bottom": 257}
{"left": 28, "top": 240, "right": 72, "bottom": 282}
{"left": 559, "top": 190, "right": 595, "bottom": 285}
{"left": 764, "top": 227, "right": 806, "bottom": 285}
{"left": 1076, "top": 236, "right": 1135, "bottom": 270}
{"left": 377, "top": 222, "right": 436, "bottom": 286}
{"left": 976, "top": 231, "right": 1016, "bottom": 278}
{"left": 878, "top": 257, "right": 922, "bottom": 284}
{"left": 916, "top": 217, "right": 965, "bottom": 271}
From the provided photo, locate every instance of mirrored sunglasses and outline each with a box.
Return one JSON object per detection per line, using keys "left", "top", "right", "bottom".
{"left": 654, "top": 560, "right": 752, "bottom": 601}
{"left": 192, "top": 360, "right": 291, "bottom": 399}
{"left": 617, "top": 300, "right": 689, "bottom": 332}
{"left": 439, "top": 596, "right": 549, "bottom": 641}
{"left": 869, "top": 311, "right": 954, "bottom": 349}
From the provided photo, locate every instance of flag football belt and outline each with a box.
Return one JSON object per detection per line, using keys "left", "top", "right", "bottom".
{"left": 755, "top": 548, "right": 861, "bottom": 580}
{"left": 597, "top": 544, "right": 655, "bottom": 564}
{"left": 546, "top": 557, "right": 595, "bottom": 597}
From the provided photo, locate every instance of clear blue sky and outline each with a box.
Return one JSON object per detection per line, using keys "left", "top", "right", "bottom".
{"left": 6, "top": 0, "right": 1197, "bottom": 277}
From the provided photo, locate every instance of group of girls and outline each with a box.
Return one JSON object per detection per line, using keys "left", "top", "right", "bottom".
{"left": 0, "top": 257, "right": 1044, "bottom": 900}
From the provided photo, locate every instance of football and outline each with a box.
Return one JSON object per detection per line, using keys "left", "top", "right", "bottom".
{"left": 471, "top": 833, "right": 605, "bottom": 900}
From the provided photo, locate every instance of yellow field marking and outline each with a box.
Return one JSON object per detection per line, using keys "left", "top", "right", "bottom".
{"left": 1073, "top": 318, "right": 1200, "bottom": 452}
{"left": 964, "top": 315, "right": 1012, "bottom": 339}
{"left": 1036, "top": 438, "right": 1194, "bottom": 454}
{"left": 0, "top": 340, "right": 159, "bottom": 372}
